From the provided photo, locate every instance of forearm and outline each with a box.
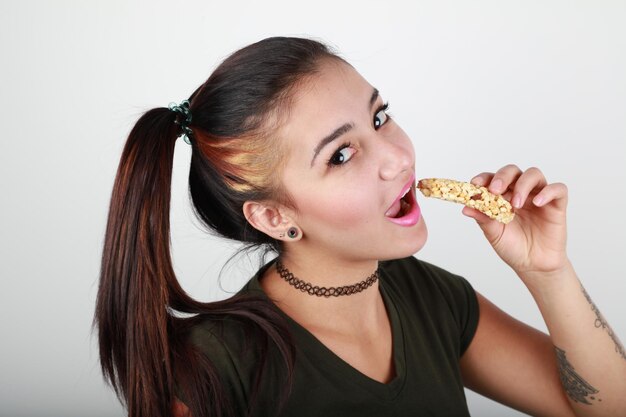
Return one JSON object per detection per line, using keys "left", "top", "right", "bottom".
{"left": 521, "top": 261, "right": 626, "bottom": 417}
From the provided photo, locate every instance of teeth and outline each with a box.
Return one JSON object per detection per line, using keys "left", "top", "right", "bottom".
{"left": 401, "top": 188, "right": 410, "bottom": 199}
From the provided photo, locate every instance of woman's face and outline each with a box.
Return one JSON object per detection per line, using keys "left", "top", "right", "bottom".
{"left": 276, "top": 59, "right": 427, "bottom": 262}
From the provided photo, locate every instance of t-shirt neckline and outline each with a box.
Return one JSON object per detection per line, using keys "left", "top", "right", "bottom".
{"left": 244, "top": 258, "right": 407, "bottom": 401}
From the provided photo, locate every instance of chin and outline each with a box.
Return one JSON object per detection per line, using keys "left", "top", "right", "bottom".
{"left": 381, "top": 217, "right": 428, "bottom": 261}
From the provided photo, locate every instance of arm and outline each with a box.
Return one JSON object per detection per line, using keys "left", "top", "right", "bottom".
{"left": 461, "top": 165, "right": 626, "bottom": 416}
{"left": 520, "top": 261, "right": 626, "bottom": 415}
{"left": 460, "top": 292, "right": 575, "bottom": 417}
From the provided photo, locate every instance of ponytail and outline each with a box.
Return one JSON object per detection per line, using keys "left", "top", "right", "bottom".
{"left": 94, "top": 107, "right": 295, "bottom": 417}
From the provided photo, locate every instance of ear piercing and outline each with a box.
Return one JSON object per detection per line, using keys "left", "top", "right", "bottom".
{"left": 278, "top": 227, "right": 299, "bottom": 239}
{"left": 287, "top": 227, "right": 299, "bottom": 239}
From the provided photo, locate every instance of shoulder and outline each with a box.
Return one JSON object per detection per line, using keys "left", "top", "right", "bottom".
{"left": 183, "top": 305, "right": 292, "bottom": 410}
{"left": 185, "top": 309, "right": 279, "bottom": 381}
{"left": 379, "top": 255, "right": 450, "bottom": 278}
{"left": 186, "top": 315, "right": 250, "bottom": 385}
{"left": 172, "top": 316, "right": 246, "bottom": 415}
{"left": 380, "top": 256, "right": 479, "bottom": 354}
{"left": 379, "top": 255, "right": 475, "bottom": 303}
{"left": 179, "top": 314, "right": 263, "bottom": 414}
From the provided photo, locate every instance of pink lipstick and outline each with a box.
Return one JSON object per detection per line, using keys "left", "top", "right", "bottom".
{"left": 385, "top": 174, "right": 421, "bottom": 226}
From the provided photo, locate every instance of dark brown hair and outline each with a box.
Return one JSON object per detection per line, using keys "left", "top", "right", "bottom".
{"left": 93, "top": 37, "right": 342, "bottom": 417}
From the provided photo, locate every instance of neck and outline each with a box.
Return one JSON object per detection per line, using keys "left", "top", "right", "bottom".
{"left": 259, "top": 251, "right": 384, "bottom": 336}
{"left": 280, "top": 251, "right": 380, "bottom": 289}
{"left": 276, "top": 260, "right": 379, "bottom": 297}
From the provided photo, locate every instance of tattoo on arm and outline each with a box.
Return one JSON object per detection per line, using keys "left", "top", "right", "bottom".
{"left": 554, "top": 346, "right": 601, "bottom": 405}
{"left": 581, "top": 285, "right": 626, "bottom": 361}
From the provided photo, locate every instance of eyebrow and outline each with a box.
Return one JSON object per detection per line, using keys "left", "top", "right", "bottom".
{"left": 310, "top": 88, "right": 380, "bottom": 167}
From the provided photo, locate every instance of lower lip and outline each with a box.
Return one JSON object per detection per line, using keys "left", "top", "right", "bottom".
{"left": 386, "top": 188, "right": 421, "bottom": 227}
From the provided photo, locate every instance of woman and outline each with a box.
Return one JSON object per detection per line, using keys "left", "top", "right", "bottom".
{"left": 94, "top": 37, "right": 626, "bottom": 417}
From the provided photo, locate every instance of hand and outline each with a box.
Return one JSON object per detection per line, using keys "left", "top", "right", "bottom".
{"left": 462, "top": 165, "right": 570, "bottom": 279}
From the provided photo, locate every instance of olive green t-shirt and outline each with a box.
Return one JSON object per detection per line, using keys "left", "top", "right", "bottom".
{"left": 186, "top": 256, "right": 479, "bottom": 416}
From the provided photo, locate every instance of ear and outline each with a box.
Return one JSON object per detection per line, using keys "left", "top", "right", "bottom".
{"left": 242, "top": 200, "right": 297, "bottom": 241}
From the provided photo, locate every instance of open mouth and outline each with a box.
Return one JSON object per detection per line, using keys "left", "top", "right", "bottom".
{"left": 386, "top": 187, "right": 412, "bottom": 218}
{"left": 385, "top": 176, "right": 421, "bottom": 226}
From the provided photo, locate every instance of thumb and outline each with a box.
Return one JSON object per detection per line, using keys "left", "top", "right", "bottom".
{"left": 461, "top": 206, "right": 503, "bottom": 241}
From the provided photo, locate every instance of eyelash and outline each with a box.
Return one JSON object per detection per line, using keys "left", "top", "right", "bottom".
{"left": 326, "top": 102, "right": 391, "bottom": 169}
{"left": 326, "top": 141, "right": 353, "bottom": 169}
{"left": 376, "top": 102, "right": 391, "bottom": 126}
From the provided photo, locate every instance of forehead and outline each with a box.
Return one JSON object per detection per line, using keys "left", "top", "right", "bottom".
{"left": 277, "top": 60, "right": 374, "bottom": 151}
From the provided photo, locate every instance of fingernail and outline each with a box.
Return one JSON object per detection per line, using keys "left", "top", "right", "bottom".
{"left": 533, "top": 196, "right": 544, "bottom": 206}
{"left": 490, "top": 179, "right": 503, "bottom": 193}
{"left": 512, "top": 194, "right": 522, "bottom": 208}
{"left": 471, "top": 176, "right": 482, "bottom": 185}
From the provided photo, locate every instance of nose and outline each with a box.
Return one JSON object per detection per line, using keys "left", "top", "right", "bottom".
{"left": 378, "top": 138, "right": 413, "bottom": 181}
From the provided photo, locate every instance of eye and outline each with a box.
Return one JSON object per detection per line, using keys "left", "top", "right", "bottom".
{"left": 374, "top": 102, "right": 390, "bottom": 129}
{"left": 327, "top": 142, "right": 356, "bottom": 168}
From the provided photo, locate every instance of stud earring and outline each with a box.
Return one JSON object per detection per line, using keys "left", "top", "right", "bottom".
{"left": 287, "top": 227, "right": 299, "bottom": 239}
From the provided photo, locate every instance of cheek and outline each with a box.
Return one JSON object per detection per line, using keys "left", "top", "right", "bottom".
{"left": 298, "top": 189, "right": 375, "bottom": 229}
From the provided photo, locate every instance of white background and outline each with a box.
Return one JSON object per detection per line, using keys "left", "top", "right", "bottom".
{"left": 1, "top": 1, "right": 625, "bottom": 416}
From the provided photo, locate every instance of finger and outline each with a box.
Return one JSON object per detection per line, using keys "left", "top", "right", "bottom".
{"left": 462, "top": 205, "right": 504, "bottom": 242}
{"left": 470, "top": 172, "right": 494, "bottom": 187}
{"left": 462, "top": 205, "right": 491, "bottom": 222}
{"left": 531, "top": 182, "right": 568, "bottom": 209}
{"left": 470, "top": 172, "right": 514, "bottom": 202}
{"left": 487, "top": 164, "right": 523, "bottom": 195}
{"left": 510, "top": 167, "right": 548, "bottom": 209}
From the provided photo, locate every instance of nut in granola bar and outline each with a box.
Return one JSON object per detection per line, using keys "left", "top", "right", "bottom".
{"left": 417, "top": 178, "right": 515, "bottom": 224}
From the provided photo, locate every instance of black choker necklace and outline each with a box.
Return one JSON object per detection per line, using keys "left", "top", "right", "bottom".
{"left": 275, "top": 260, "right": 380, "bottom": 298}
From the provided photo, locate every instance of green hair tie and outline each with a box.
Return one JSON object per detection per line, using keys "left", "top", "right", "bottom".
{"left": 168, "top": 100, "right": 193, "bottom": 145}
